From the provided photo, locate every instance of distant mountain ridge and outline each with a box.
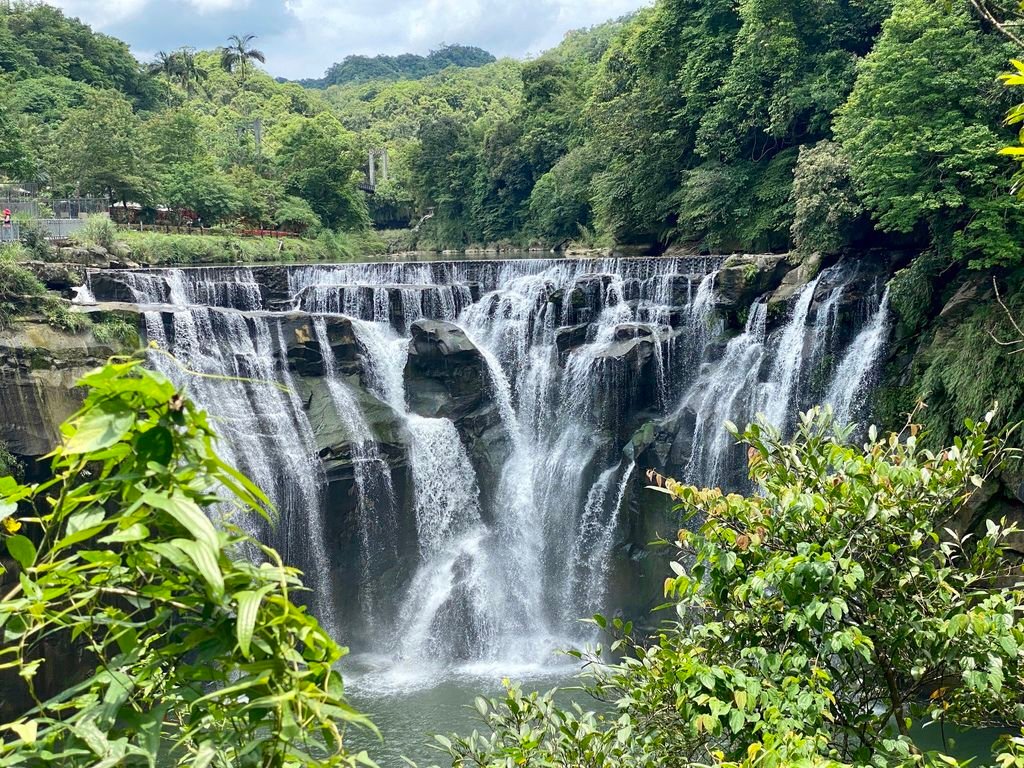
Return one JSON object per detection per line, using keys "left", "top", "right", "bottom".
{"left": 292, "top": 45, "right": 496, "bottom": 89}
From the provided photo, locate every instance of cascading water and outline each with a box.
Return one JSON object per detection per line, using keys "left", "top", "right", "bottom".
{"left": 398, "top": 415, "right": 496, "bottom": 663}
{"left": 760, "top": 276, "right": 821, "bottom": 434}
{"left": 343, "top": 317, "right": 502, "bottom": 670}
{"left": 115, "top": 270, "right": 337, "bottom": 633}
{"left": 312, "top": 317, "right": 398, "bottom": 631}
{"left": 826, "top": 286, "right": 891, "bottom": 428}
{"left": 681, "top": 301, "right": 768, "bottom": 487}
{"left": 569, "top": 461, "right": 637, "bottom": 620}
{"left": 90, "top": 255, "right": 893, "bottom": 690}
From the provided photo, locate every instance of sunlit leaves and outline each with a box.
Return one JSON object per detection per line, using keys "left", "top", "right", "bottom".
{"left": 4, "top": 535, "right": 35, "bottom": 569}
{"left": 62, "top": 400, "right": 136, "bottom": 454}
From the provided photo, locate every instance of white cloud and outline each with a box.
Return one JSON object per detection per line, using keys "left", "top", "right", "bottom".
{"left": 51, "top": 0, "right": 147, "bottom": 29}
{"left": 184, "top": 0, "right": 253, "bottom": 14}
{"left": 46, "top": 0, "right": 652, "bottom": 78}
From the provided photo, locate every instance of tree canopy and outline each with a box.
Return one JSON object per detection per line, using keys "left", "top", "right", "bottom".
{"left": 298, "top": 45, "right": 496, "bottom": 89}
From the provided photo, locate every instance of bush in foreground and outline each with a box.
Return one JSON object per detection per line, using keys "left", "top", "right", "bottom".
{"left": 437, "top": 408, "right": 1024, "bottom": 768}
{"left": 0, "top": 358, "right": 373, "bottom": 767}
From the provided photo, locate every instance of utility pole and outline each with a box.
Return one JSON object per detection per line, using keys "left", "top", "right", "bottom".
{"left": 368, "top": 148, "right": 389, "bottom": 188}
{"left": 237, "top": 119, "right": 263, "bottom": 157}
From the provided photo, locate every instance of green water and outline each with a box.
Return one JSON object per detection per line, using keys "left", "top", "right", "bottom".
{"left": 913, "top": 722, "right": 1009, "bottom": 764}
{"left": 342, "top": 661, "right": 594, "bottom": 767}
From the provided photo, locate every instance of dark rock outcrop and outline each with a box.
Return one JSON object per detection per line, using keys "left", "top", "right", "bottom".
{"left": 87, "top": 271, "right": 146, "bottom": 303}
{"left": 404, "top": 319, "right": 509, "bottom": 514}
{"left": 715, "top": 254, "right": 789, "bottom": 313}
{"left": 282, "top": 314, "right": 361, "bottom": 378}
{"left": 405, "top": 320, "right": 491, "bottom": 421}
{"left": 23, "top": 261, "right": 86, "bottom": 294}
{"left": 555, "top": 322, "right": 590, "bottom": 356}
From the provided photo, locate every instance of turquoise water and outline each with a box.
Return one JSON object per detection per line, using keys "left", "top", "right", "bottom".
{"left": 341, "top": 657, "right": 594, "bottom": 767}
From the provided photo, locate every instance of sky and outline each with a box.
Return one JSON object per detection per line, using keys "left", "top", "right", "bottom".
{"left": 47, "top": 0, "right": 652, "bottom": 80}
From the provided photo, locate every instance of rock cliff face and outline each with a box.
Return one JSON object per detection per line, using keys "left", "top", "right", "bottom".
{"left": 0, "top": 317, "right": 131, "bottom": 474}
{"left": 404, "top": 320, "right": 509, "bottom": 514}
{"left": 0, "top": 311, "right": 136, "bottom": 718}
{"left": 9, "top": 251, "right": 1020, "bottom": 642}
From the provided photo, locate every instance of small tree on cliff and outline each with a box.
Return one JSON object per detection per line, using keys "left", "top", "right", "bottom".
{"left": 438, "top": 408, "right": 1024, "bottom": 767}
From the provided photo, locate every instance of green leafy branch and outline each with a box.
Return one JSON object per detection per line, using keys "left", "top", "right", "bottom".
{"left": 0, "top": 358, "right": 376, "bottom": 768}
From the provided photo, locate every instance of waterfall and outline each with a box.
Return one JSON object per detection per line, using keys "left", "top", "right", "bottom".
{"left": 681, "top": 302, "right": 768, "bottom": 487}
{"left": 90, "top": 255, "right": 894, "bottom": 685}
{"left": 825, "top": 286, "right": 891, "bottom": 428}
{"left": 312, "top": 318, "right": 398, "bottom": 631}
{"left": 71, "top": 284, "right": 95, "bottom": 305}
{"left": 347, "top": 318, "right": 503, "bottom": 666}
{"left": 136, "top": 304, "right": 337, "bottom": 634}
{"left": 568, "top": 461, "right": 637, "bottom": 621}
{"left": 397, "top": 415, "right": 496, "bottom": 661}
{"left": 348, "top": 319, "right": 409, "bottom": 409}
{"left": 760, "top": 277, "right": 820, "bottom": 433}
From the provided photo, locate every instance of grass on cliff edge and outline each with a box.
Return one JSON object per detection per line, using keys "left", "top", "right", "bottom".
{"left": 117, "top": 228, "right": 387, "bottom": 266}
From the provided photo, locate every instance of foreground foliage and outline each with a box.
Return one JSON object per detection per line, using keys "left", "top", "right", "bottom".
{"left": 438, "top": 409, "right": 1024, "bottom": 767}
{"left": 0, "top": 358, "right": 372, "bottom": 767}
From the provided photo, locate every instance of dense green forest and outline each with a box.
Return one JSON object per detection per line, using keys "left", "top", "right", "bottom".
{"left": 3, "top": 0, "right": 1024, "bottom": 439}
{"left": 5, "top": 0, "right": 1021, "bottom": 264}
{"left": 295, "top": 44, "right": 497, "bottom": 89}
{"left": 0, "top": 3, "right": 366, "bottom": 238}
{"left": 392, "top": 0, "right": 1023, "bottom": 265}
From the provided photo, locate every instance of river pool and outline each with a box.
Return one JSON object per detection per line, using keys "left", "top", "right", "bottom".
{"left": 343, "top": 656, "right": 597, "bottom": 767}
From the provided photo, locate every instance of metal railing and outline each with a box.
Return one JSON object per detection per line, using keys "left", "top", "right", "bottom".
{"left": 4, "top": 199, "right": 108, "bottom": 217}
{"left": 1, "top": 219, "right": 88, "bottom": 241}
{"left": 36, "top": 218, "right": 87, "bottom": 239}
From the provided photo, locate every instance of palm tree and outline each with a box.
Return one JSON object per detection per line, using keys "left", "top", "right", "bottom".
{"left": 175, "top": 47, "right": 209, "bottom": 97}
{"left": 219, "top": 34, "right": 266, "bottom": 86}
{"left": 148, "top": 51, "right": 180, "bottom": 80}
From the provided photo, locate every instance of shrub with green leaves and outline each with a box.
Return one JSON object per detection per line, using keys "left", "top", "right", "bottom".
{"left": 92, "top": 315, "right": 140, "bottom": 348}
{"left": 40, "top": 296, "right": 91, "bottom": 333}
{"left": 16, "top": 221, "right": 53, "bottom": 262}
{"left": 0, "top": 263, "right": 46, "bottom": 329}
{"left": 437, "top": 408, "right": 1024, "bottom": 768}
{"left": 0, "top": 358, "right": 374, "bottom": 767}
{"left": 0, "top": 264, "right": 45, "bottom": 300}
{"left": 0, "top": 244, "right": 31, "bottom": 264}
{"left": 0, "top": 442, "right": 20, "bottom": 481}
{"left": 73, "top": 215, "right": 119, "bottom": 251}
